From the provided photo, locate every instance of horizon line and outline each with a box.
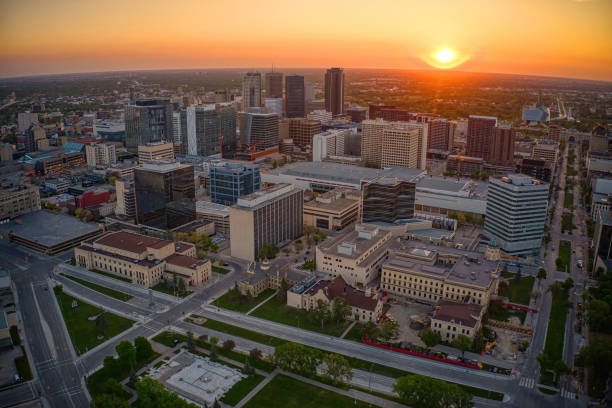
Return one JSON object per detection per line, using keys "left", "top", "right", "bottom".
{"left": 1, "top": 66, "right": 611, "bottom": 85}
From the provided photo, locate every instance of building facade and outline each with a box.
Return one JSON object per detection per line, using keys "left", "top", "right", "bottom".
{"left": 210, "top": 163, "right": 261, "bottom": 205}
{"left": 265, "top": 72, "right": 283, "bottom": 99}
{"left": 324, "top": 68, "right": 344, "bottom": 116}
{"left": 431, "top": 300, "right": 484, "bottom": 341}
{"left": 312, "top": 129, "right": 347, "bottom": 162}
{"left": 466, "top": 115, "right": 497, "bottom": 161}
{"left": 289, "top": 118, "right": 322, "bottom": 148}
{"left": 195, "top": 201, "right": 230, "bottom": 236}
{"left": 381, "top": 123, "right": 427, "bottom": 170}
{"left": 239, "top": 112, "right": 279, "bottom": 150}
{"left": 489, "top": 125, "right": 515, "bottom": 166}
{"left": 285, "top": 75, "right": 305, "bottom": 118}
{"left": 361, "top": 178, "right": 416, "bottom": 225}
{"left": 242, "top": 72, "right": 262, "bottom": 109}
{"left": 125, "top": 98, "right": 173, "bottom": 150}
{"left": 230, "top": 184, "right": 303, "bottom": 261}
{"left": 303, "top": 189, "right": 360, "bottom": 231}
{"left": 484, "top": 175, "right": 549, "bottom": 255}
{"left": 0, "top": 184, "right": 41, "bottom": 220}
{"left": 85, "top": 143, "right": 117, "bottom": 168}
{"left": 138, "top": 141, "right": 175, "bottom": 163}
{"left": 428, "top": 119, "right": 454, "bottom": 152}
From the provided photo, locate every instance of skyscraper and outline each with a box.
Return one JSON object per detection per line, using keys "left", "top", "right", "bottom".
{"left": 216, "top": 103, "right": 238, "bottom": 158}
{"left": 239, "top": 112, "right": 279, "bottom": 150}
{"left": 428, "top": 118, "right": 455, "bottom": 152}
{"left": 265, "top": 72, "right": 283, "bottom": 99}
{"left": 242, "top": 72, "right": 262, "bottom": 109}
{"left": 484, "top": 175, "right": 548, "bottom": 255}
{"left": 489, "top": 125, "right": 515, "bottom": 166}
{"left": 185, "top": 105, "right": 219, "bottom": 157}
{"left": 361, "top": 178, "right": 416, "bottom": 225}
{"left": 285, "top": 75, "right": 305, "bottom": 118}
{"left": 381, "top": 125, "right": 423, "bottom": 169}
{"left": 210, "top": 163, "right": 261, "bottom": 205}
{"left": 288, "top": 118, "right": 321, "bottom": 148}
{"left": 125, "top": 98, "right": 174, "bottom": 150}
{"left": 466, "top": 115, "right": 497, "bottom": 160}
{"left": 325, "top": 68, "right": 344, "bottom": 116}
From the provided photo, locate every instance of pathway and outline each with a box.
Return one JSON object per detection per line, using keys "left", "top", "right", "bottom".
{"left": 234, "top": 368, "right": 280, "bottom": 408}
{"left": 340, "top": 321, "right": 357, "bottom": 339}
{"left": 245, "top": 290, "right": 278, "bottom": 316}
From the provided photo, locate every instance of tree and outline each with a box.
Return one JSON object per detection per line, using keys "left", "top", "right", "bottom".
{"left": 451, "top": 334, "right": 472, "bottom": 358}
{"left": 116, "top": 340, "right": 137, "bottom": 371}
{"left": 92, "top": 393, "right": 129, "bottom": 408}
{"left": 103, "top": 356, "right": 121, "bottom": 378}
{"left": 322, "top": 354, "right": 353, "bottom": 385}
{"left": 135, "top": 336, "right": 153, "bottom": 363}
{"left": 258, "top": 244, "right": 279, "bottom": 260}
{"left": 420, "top": 328, "right": 441, "bottom": 347}
{"left": 222, "top": 339, "right": 235, "bottom": 351}
{"left": 101, "top": 378, "right": 125, "bottom": 398}
{"left": 331, "top": 297, "right": 351, "bottom": 324}
{"left": 311, "top": 299, "right": 330, "bottom": 329}
{"left": 579, "top": 337, "right": 612, "bottom": 395}
{"left": 177, "top": 278, "right": 186, "bottom": 296}
{"left": 172, "top": 272, "right": 178, "bottom": 291}
{"left": 393, "top": 375, "right": 472, "bottom": 408}
{"left": 379, "top": 320, "right": 399, "bottom": 343}
{"left": 96, "top": 312, "right": 109, "bottom": 338}
{"left": 249, "top": 348, "right": 263, "bottom": 360}
{"left": 471, "top": 329, "right": 485, "bottom": 353}
{"left": 537, "top": 268, "right": 547, "bottom": 282}
{"left": 135, "top": 377, "right": 199, "bottom": 408}
{"left": 277, "top": 278, "right": 290, "bottom": 304}
{"left": 274, "top": 343, "right": 322, "bottom": 377}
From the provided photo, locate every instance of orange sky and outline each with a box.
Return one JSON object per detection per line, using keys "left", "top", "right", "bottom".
{"left": 1, "top": 0, "right": 611, "bottom": 80}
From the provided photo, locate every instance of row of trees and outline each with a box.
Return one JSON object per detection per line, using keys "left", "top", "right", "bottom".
{"left": 176, "top": 232, "right": 219, "bottom": 253}
{"left": 419, "top": 329, "right": 473, "bottom": 357}
{"left": 308, "top": 298, "right": 352, "bottom": 329}
{"left": 363, "top": 320, "right": 399, "bottom": 343}
{"left": 274, "top": 343, "right": 353, "bottom": 385}
{"left": 393, "top": 375, "right": 472, "bottom": 408}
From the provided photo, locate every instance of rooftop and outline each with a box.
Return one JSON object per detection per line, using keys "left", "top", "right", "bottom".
{"left": 318, "top": 224, "right": 390, "bottom": 261}
{"left": 95, "top": 231, "right": 173, "bottom": 254}
{"left": 0, "top": 210, "right": 101, "bottom": 248}
{"left": 433, "top": 300, "right": 483, "bottom": 327}
{"left": 305, "top": 276, "right": 379, "bottom": 311}
{"left": 165, "top": 253, "right": 208, "bottom": 270}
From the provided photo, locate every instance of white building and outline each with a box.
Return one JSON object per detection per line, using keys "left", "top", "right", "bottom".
{"left": 307, "top": 110, "right": 333, "bottom": 123}
{"left": 312, "top": 129, "right": 348, "bottom": 162}
{"left": 85, "top": 143, "right": 117, "bottom": 168}
{"left": 172, "top": 111, "right": 182, "bottom": 145}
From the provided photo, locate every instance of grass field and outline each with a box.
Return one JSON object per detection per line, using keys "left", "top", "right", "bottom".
{"left": 213, "top": 288, "right": 276, "bottom": 313}
{"left": 251, "top": 294, "right": 351, "bottom": 337}
{"left": 221, "top": 374, "right": 265, "bottom": 406}
{"left": 540, "top": 284, "right": 571, "bottom": 387}
{"left": 151, "top": 282, "right": 192, "bottom": 297}
{"left": 90, "top": 268, "right": 132, "bottom": 282}
{"left": 61, "top": 273, "right": 133, "bottom": 301}
{"left": 15, "top": 347, "right": 32, "bottom": 381}
{"left": 53, "top": 286, "right": 134, "bottom": 354}
{"left": 243, "top": 374, "right": 374, "bottom": 408}
{"left": 564, "top": 191, "right": 574, "bottom": 209}
{"left": 500, "top": 275, "right": 535, "bottom": 306}
{"left": 561, "top": 213, "right": 575, "bottom": 233}
{"left": 199, "top": 318, "right": 286, "bottom": 347}
{"left": 487, "top": 307, "right": 527, "bottom": 324}
{"left": 557, "top": 240, "right": 572, "bottom": 272}
{"left": 343, "top": 323, "right": 367, "bottom": 342}
{"left": 212, "top": 266, "right": 231, "bottom": 274}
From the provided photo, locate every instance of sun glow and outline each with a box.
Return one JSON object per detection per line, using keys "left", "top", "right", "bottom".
{"left": 421, "top": 46, "right": 471, "bottom": 70}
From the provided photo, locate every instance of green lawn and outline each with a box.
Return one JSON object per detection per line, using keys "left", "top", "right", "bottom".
{"left": 212, "top": 266, "right": 231, "bottom": 274}
{"left": 53, "top": 286, "right": 134, "bottom": 354}
{"left": 199, "top": 318, "right": 287, "bottom": 347}
{"left": 500, "top": 275, "right": 535, "bottom": 305}
{"left": 151, "top": 282, "right": 192, "bottom": 297}
{"left": 564, "top": 191, "right": 574, "bottom": 209}
{"left": 61, "top": 273, "right": 133, "bottom": 301}
{"left": 213, "top": 288, "right": 276, "bottom": 313}
{"left": 557, "top": 240, "right": 572, "bottom": 272}
{"left": 221, "top": 374, "right": 265, "bottom": 406}
{"left": 561, "top": 213, "right": 575, "bottom": 233}
{"left": 487, "top": 308, "right": 527, "bottom": 325}
{"left": 10, "top": 325, "right": 21, "bottom": 345}
{"left": 243, "top": 374, "right": 374, "bottom": 408}
{"left": 90, "top": 268, "right": 132, "bottom": 283}
{"left": 543, "top": 286, "right": 570, "bottom": 362}
{"left": 251, "top": 294, "right": 351, "bottom": 337}
{"left": 343, "top": 323, "right": 367, "bottom": 342}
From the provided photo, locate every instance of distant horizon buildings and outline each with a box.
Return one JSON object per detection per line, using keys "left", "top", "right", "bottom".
{"left": 265, "top": 72, "right": 283, "bottom": 99}
{"left": 325, "top": 67, "right": 344, "bottom": 116}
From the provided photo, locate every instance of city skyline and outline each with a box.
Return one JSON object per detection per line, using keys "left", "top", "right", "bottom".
{"left": 1, "top": 0, "right": 611, "bottom": 81}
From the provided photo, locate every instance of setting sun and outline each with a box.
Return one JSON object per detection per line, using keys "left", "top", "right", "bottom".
{"left": 435, "top": 49, "right": 455, "bottom": 64}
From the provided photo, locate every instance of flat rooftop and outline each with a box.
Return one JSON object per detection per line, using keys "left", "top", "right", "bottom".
{"left": 304, "top": 196, "right": 358, "bottom": 213}
{"left": 318, "top": 224, "right": 390, "bottom": 261}
{"left": 415, "top": 175, "right": 488, "bottom": 198}
{"left": 0, "top": 210, "right": 101, "bottom": 248}
{"left": 267, "top": 161, "right": 424, "bottom": 186}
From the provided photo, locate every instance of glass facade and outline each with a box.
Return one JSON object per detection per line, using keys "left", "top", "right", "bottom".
{"left": 210, "top": 164, "right": 261, "bottom": 205}
{"left": 362, "top": 180, "right": 416, "bottom": 224}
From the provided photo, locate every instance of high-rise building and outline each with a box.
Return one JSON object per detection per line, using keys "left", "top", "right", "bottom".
{"left": 134, "top": 161, "right": 195, "bottom": 227}
{"left": 210, "top": 163, "right": 261, "bottom": 205}
{"left": 288, "top": 118, "right": 321, "bottom": 148}
{"left": 313, "top": 129, "right": 347, "bottom": 161}
{"left": 18, "top": 112, "right": 38, "bottom": 132}
{"left": 230, "top": 183, "right": 303, "bottom": 261}
{"left": 590, "top": 124, "right": 610, "bottom": 153}
{"left": 172, "top": 111, "right": 183, "bottom": 146}
{"left": 115, "top": 179, "right": 136, "bottom": 219}
{"left": 242, "top": 72, "right": 262, "bottom": 109}
{"left": 125, "top": 98, "right": 173, "bottom": 150}
{"left": 239, "top": 112, "right": 279, "bottom": 150}
{"left": 484, "top": 175, "right": 548, "bottom": 255}
{"left": 325, "top": 68, "right": 344, "bottom": 116}
{"left": 428, "top": 119, "right": 454, "bottom": 152}
{"left": 489, "top": 125, "right": 515, "bottom": 166}
{"left": 362, "top": 119, "right": 427, "bottom": 169}
{"left": 186, "top": 104, "right": 219, "bottom": 157}
{"left": 285, "top": 75, "right": 305, "bottom": 118}
{"left": 265, "top": 72, "right": 283, "bottom": 99}
{"left": 217, "top": 103, "right": 238, "bottom": 158}
{"left": 305, "top": 82, "right": 315, "bottom": 102}
{"left": 307, "top": 110, "right": 333, "bottom": 123}
{"left": 466, "top": 115, "right": 497, "bottom": 160}
{"left": 138, "top": 141, "right": 175, "bottom": 163}
{"left": 347, "top": 107, "right": 367, "bottom": 123}
{"left": 265, "top": 98, "right": 283, "bottom": 117}
{"left": 85, "top": 142, "right": 117, "bottom": 168}
{"left": 361, "top": 177, "right": 416, "bottom": 225}
{"left": 381, "top": 125, "right": 423, "bottom": 169}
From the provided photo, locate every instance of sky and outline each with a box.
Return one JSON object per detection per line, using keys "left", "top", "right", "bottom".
{"left": 1, "top": 0, "right": 611, "bottom": 81}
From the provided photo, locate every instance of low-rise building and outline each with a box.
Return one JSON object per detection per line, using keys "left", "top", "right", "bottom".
{"left": 287, "top": 276, "right": 384, "bottom": 322}
{"left": 381, "top": 241, "right": 499, "bottom": 306}
{"left": 446, "top": 155, "right": 483, "bottom": 175}
{"left": 303, "top": 189, "right": 360, "bottom": 231}
{"left": 430, "top": 300, "right": 484, "bottom": 341}
{"left": 591, "top": 178, "right": 612, "bottom": 218}
{"left": 316, "top": 224, "right": 392, "bottom": 287}
{"left": 138, "top": 141, "right": 175, "bottom": 164}
{"left": 195, "top": 201, "right": 230, "bottom": 236}
{"left": 0, "top": 184, "right": 41, "bottom": 220}
{"left": 237, "top": 259, "right": 308, "bottom": 297}
{"left": 74, "top": 230, "right": 211, "bottom": 287}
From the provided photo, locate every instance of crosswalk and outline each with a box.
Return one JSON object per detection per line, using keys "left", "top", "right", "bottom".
{"left": 561, "top": 388, "right": 576, "bottom": 400}
{"left": 519, "top": 377, "right": 536, "bottom": 389}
